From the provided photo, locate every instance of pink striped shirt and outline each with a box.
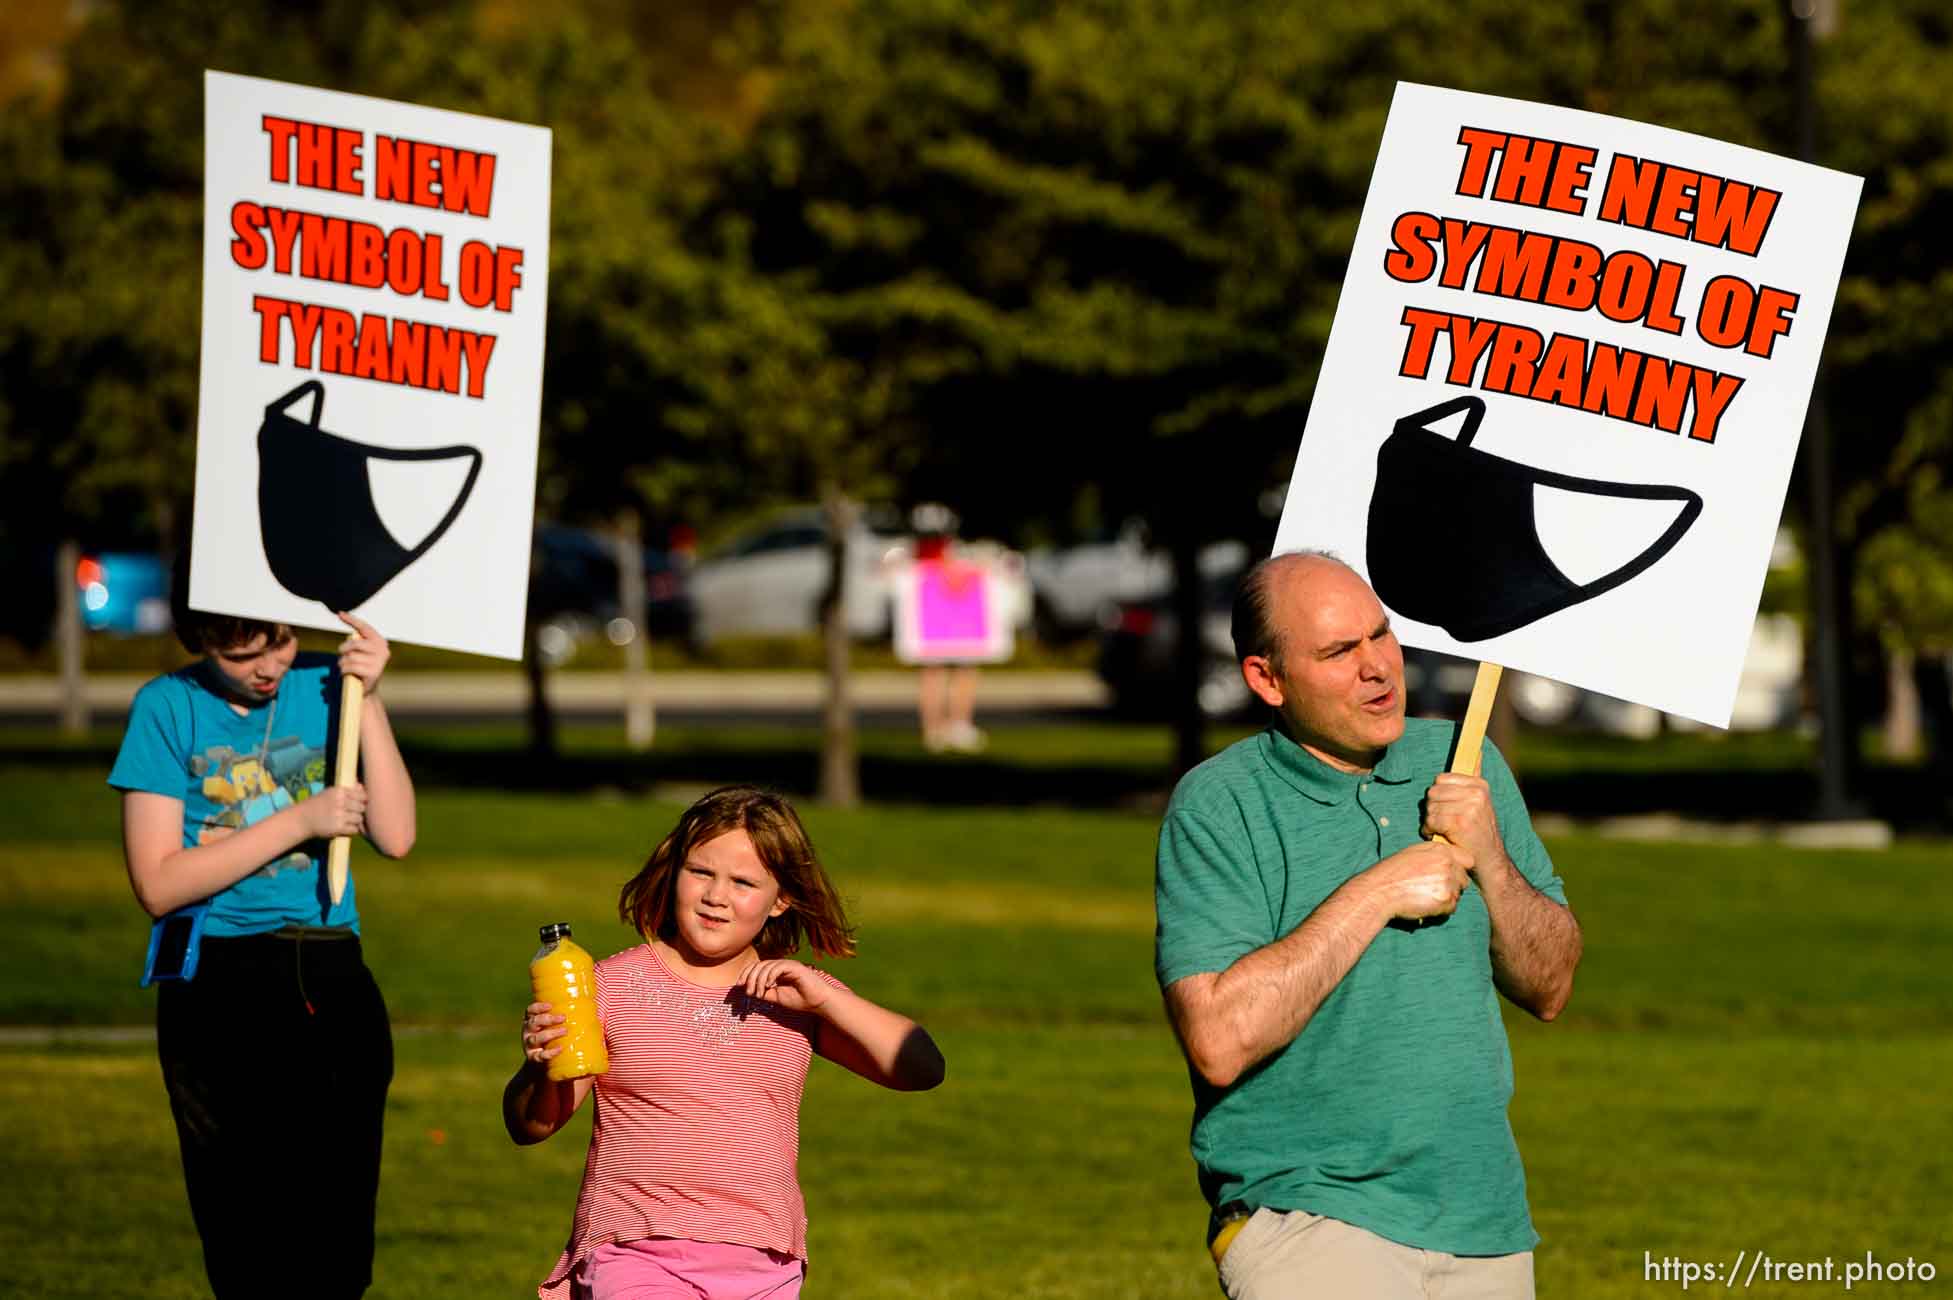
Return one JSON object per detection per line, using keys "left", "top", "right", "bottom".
{"left": 539, "top": 944, "right": 846, "bottom": 1299}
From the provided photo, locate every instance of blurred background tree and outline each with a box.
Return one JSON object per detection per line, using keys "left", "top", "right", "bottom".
{"left": 1824, "top": 0, "right": 1953, "bottom": 782}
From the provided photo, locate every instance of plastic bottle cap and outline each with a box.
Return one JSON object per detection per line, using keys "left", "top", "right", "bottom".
{"left": 539, "top": 922, "right": 572, "bottom": 943}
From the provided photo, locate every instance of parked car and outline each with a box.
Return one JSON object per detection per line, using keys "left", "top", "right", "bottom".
{"left": 1498, "top": 612, "right": 1803, "bottom": 735}
{"left": 1024, "top": 524, "right": 1247, "bottom": 641}
{"left": 528, "top": 524, "right": 693, "bottom": 666}
{"left": 1096, "top": 564, "right": 1258, "bottom": 720}
{"left": 6, "top": 530, "right": 691, "bottom": 664}
{"left": 1097, "top": 575, "right": 1566, "bottom": 725}
{"left": 1098, "top": 556, "right": 1805, "bottom": 734}
{"left": 687, "top": 507, "right": 1031, "bottom": 647}
{"left": 76, "top": 552, "right": 172, "bottom": 636}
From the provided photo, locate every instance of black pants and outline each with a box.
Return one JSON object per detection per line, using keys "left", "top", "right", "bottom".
{"left": 157, "top": 930, "right": 394, "bottom": 1299}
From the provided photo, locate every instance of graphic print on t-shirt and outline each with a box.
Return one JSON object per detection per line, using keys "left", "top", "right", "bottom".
{"left": 188, "top": 733, "right": 326, "bottom": 875}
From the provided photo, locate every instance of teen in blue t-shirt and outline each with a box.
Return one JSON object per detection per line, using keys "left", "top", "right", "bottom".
{"left": 109, "top": 600, "right": 415, "bottom": 1299}
{"left": 113, "top": 649, "right": 353, "bottom": 932}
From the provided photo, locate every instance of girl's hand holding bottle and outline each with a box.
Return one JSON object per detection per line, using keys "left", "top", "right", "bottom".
{"left": 521, "top": 1001, "right": 568, "bottom": 1068}
{"left": 504, "top": 997, "right": 593, "bottom": 1146}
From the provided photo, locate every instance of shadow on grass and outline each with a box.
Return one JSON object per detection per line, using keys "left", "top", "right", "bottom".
{"left": 1521, "top": 764, "right": 1952, "bottom": 830}
{"left": 398, "top": 738, "right": 1169, "bottom": 810}
{"left": 0, "top": 725, "right": 1162, "bottom": 808}
{"left": 7, "top": 723, "right": 1950, "bottom": 828}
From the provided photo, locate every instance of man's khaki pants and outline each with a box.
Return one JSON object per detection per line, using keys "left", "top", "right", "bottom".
{"left": 1216, "top": 1208, "right": 1534, "bottom": 1300}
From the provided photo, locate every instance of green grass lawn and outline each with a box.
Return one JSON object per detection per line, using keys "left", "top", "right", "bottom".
{"left": 2, "top": 741, "right": 1950, "bottom": 1298}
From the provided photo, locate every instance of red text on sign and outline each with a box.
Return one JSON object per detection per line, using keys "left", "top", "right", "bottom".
{"left": 1397, "top": 306, "right": 1743, "bottom": 445}
{"left": 1453, "top": 127, "right": 1597, "bottom": 215}
{"left": 1385, "top": 212, "right": 1687, "bottom": 335}
{"left": 261, "top": 116, "right": 365, "bottom": 197}
{"left": 456, "top": 241, "right": 524, "bottom": 312}
{"left": 252, "top": 294, "right": 497, "bottom": 400}
{"left": 1595, "top": 154, "right": 1782, "bottom": 256}
{"left": 1694, "top": 276, "right": 1799, "bottom": 359}
{"left": 372, "top": 135, "right": 498, "bottom": 217}
{"left": 230, "top": 202, "right": 451, "bottom": 302}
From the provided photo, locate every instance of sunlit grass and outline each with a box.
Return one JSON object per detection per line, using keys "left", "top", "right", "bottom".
{"left": 4, "top": 743, "right": 1950, "bottom": 1297}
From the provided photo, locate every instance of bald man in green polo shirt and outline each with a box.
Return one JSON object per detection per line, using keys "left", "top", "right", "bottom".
{"left": 1155, "top": 551, "right": 1583, "bottom": 1300}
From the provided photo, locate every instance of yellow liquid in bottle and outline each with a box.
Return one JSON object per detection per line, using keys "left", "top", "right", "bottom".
{"left": 529, "top": 933, "right": 609, "bottom": 1082}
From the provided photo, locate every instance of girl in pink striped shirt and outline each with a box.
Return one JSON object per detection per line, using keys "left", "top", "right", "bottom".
{"left": 503, "top": 786, "right": 945, "bottom": 1300}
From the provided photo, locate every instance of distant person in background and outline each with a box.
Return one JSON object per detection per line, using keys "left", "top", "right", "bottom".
{"left": 109, "top": 577, "right": 416, "bottom": 1299}
{"left": 910, "top": 503, "right": 989, "bottom": 753}
{"left": 1155, "top": 551, "right": 1580, "bottom": 1300}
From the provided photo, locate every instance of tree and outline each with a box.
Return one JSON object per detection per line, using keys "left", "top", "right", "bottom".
{"left": 11, "top": 0, "right": 1953, "bottom": 800}
{"left": 0, "top": 0, "right": 755, "bottom": 755}
{"left": 1853, "top": 451, "right": 1953, "bottom": 760}
{"left": 1, "top": 1, "right": 529, "bottom": 554}
{"left": 718, "top": 0, "right": 1369, "bottom": 775}
{"left": 1823, "top": 1, "right": 1953, "bottom": 778}
{"left": 722, "top": 0, "right": 1772, "bottom": 774}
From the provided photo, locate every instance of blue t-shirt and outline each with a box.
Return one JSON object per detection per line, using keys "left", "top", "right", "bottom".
{"left": 108, "top": 653, "right": 359, "bottom": 936}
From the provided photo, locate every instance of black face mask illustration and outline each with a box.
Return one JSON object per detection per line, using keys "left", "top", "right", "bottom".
{"left": 257, "top": 380, "right": 484, "bottom": 611}
{"left": 1366, "top": 395, "right": 1702, "bottom": 642}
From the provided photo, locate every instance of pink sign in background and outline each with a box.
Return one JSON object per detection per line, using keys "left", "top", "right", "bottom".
{"left": 895, "top": 558, "right": 1014, "bottom": 664}
{"left": 917, "top": 564, "right": 990, "bottom": 641}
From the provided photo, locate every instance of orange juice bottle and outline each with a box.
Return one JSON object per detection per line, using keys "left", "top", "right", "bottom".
{"left": 530, "top": 923, "right": 608, "bottom": 1081}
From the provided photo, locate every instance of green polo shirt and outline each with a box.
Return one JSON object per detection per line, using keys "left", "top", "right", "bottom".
{"left": 1154, "top": 718, "right": 1566, "bottom": 1256}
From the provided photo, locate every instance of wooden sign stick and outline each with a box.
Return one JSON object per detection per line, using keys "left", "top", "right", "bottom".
{"left": 1448, "top": 661, "right": 1505, "bottom": 777}
{"left": 1423, "top": 661, "right": 1504, "bottom": 881}
{"left": 326, "top": 674, "right": 364, "bottom": 905}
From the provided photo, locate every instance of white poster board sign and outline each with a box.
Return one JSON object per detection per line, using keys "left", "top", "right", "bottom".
{"left": 1273, "top": 82, "right": 1860, "bottom": 727}
{"left": 190, "top": 71, "right": 551, "bottom": 659}
{"left": 892, "top": 555, "right": 1016, "bottom": 665}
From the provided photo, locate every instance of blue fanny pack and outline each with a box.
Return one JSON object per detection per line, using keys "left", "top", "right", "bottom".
{"left": 141, "top": 903, "right": 211, "bottom": 987}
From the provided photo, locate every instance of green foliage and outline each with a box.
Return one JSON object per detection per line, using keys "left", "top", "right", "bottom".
{"left": 0, "top": 0, "right": 755, "bottom": 544}
{"left": 1820, "top": 3, "right": 1953, "bottom": 657}
{"left": 1855, "top": 464, "right": 1953, "bottom": 652}
{"left": 724, "top": 0, "right": 1353, "bottom": 533}
{"left": 0, "top": 1, "right": 488, "bottom": 547}
{"left": 5, "top": 0, "right": 1953, "bottom": 651}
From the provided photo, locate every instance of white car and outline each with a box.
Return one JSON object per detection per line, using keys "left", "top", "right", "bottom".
{"left": 687, "top": 508, "right": 1031, "bottom": 647}
{"left": 1026, "top": 526, "right": 1248, "bottom": 640}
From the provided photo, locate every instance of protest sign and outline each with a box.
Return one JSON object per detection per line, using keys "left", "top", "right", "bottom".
{"left": 1273, "top": 82, "right": 1861, "bottom": 728}
{"left": 893, "top": 557, "right": 1016, "bottom": 665}
{"left": 190, "top": 70, "right": 551, "bottom": 661}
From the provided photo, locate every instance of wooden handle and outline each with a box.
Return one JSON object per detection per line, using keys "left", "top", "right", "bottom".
{"left": 1424, "top": 662, "right": 1505, "bottom": 890}
{"left": 327, "top": 674, "right": 364, "bottom": 906}
{"left": 1448, "top": 662, "right": 1504, "bottom": 777}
